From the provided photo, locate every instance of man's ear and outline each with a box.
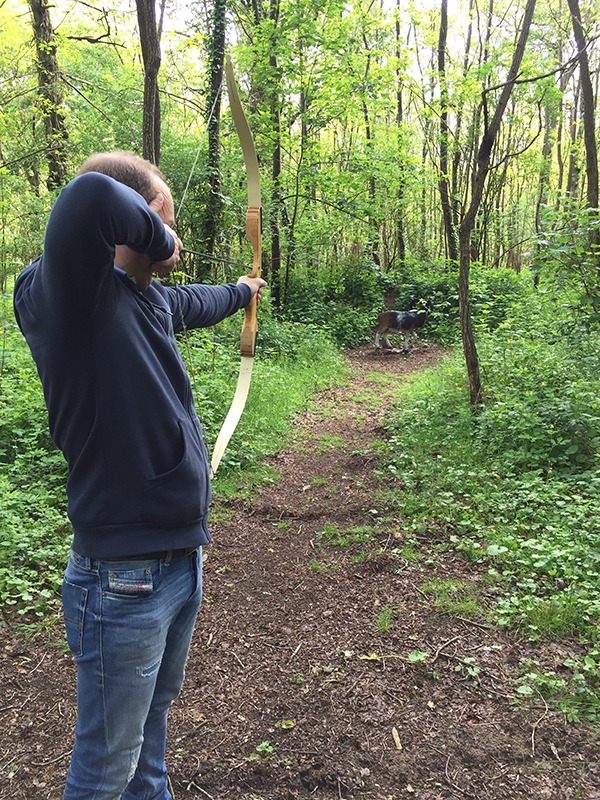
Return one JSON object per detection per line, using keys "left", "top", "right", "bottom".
{"left": 148, "top": 193, "right": 164, "bottom": 214}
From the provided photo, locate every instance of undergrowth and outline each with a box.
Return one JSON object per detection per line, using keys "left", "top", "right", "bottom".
{"left": 381, "top": 288, "right": 600, "bottom": 722}
{"left": 3, "top": 259, "right": 599, "bottom": 726}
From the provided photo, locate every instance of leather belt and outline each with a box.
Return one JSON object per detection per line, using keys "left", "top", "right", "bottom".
{"left": 103, "top": 546, "right": 198, "bottom": 562}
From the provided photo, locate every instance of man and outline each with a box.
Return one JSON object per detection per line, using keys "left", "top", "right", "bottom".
{"left": 13, "top": 151, "right": 266, "bottom": 800}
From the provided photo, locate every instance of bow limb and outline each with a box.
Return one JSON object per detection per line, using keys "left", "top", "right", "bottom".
{"left": 210, "top": 56, "right": 261, "bottom": 477}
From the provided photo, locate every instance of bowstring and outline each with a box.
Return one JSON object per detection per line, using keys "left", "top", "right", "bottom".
{"left": 173, "top": 74, "right": 225, "bottom": 420}
{"left": 176, "top": 77, "right": 224, "bottom": 222}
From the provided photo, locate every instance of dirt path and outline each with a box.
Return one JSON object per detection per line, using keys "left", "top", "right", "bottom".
{"left": 2, "top": 344, "right": 599, "bottom": 799}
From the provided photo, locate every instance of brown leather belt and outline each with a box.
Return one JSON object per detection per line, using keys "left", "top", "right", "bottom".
{"left": 103, "top": 546, "right": 198, "bottom": 562}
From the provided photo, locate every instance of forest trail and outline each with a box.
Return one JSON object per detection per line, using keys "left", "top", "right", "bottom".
{"left": 2, "top": 343, "right": 599, "bottom": 800}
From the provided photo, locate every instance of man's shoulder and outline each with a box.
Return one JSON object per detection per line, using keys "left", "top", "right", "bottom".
{"left": 14, "top": 258, "right": 40, "bottom": 297}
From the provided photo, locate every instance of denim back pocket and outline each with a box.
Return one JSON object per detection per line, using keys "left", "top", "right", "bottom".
{"left": 106, "top": 565, "right": 154, "bottom": 597}
{"left": 62, "top": 579, "right": 88, "bottom": 657}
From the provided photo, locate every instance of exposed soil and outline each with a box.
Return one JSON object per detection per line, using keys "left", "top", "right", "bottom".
{"left": 2, "top": 343, "right": 599, "bottom": 800}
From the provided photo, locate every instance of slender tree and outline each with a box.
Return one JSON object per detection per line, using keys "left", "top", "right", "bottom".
{"left": 566, "top": 0, "right": 600, "bottom": 280}
{"left": 394, "top": 0, "right": 406, "bottom": 265}
{"left": 437, "top": 0, "right": 458, "bottom": 261}
{"left": 567, "top": 0, "right": 599, "bottom": 209}
{"left": 195, "top": 0, "right": 227, "bottom": 277}
{"left": 458, "top": 0, "right": 537, "bottom": 405}
{"left": 269, "top": 0, "right": 283, "bottom": 307}
{"left": 136, "top": 0, "right": 164, "bottom": 164}
{"left": 28, "top": 0, "right": 68, "bottom": 190}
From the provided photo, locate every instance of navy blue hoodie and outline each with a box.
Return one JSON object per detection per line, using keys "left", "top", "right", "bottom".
{"left": 13, "top": 172, "right": 251, "bottom": 558}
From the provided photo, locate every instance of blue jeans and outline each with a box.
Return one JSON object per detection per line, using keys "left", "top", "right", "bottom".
{"left": 61, "top": 547, "right": 203, "bottom": 800}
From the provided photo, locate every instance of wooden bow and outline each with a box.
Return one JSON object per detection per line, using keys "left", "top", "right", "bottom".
{"left": 210, "top": 56, "right": 262, "bottom": 477}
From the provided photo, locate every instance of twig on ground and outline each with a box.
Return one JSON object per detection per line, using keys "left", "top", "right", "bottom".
{"left": 227, "top": 650, "right": 246, "bottom": 669}
{"left": 531, "top": 695, "right": 550, "bottom": 758}
{"left": 185, "top": 781, "right": 214, "bottom": 799}
{"left": 454, "top": 616, "right": 493, "bottom": 630}
{"left": 431, "top": 636, "right": 461, "bottom": 665}
{"left": 445, "top": 755, "right": 468, "bottom": 795}
{"left": 29, "top": 652, "right": 48, "bottom": 675}
{"left": 31, "top": 750, "right": 72, "bottom": 766}
{"left": 289, "top": 642, "right": 302, "bottom": 661}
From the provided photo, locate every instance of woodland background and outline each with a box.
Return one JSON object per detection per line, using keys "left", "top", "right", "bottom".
{"left": 0, "top": 0, "right": 599, "bottom": 727}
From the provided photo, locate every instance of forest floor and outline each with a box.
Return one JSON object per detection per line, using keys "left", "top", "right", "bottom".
{"left": 2, "top": 343, "right": 600, "bottom": 800}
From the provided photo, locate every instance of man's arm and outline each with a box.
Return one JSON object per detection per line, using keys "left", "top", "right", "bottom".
{"left": 167, "top": 275, "right": 266, "bottom": 333}
{"left": 40, "top": 172, "right": 174, "bottom": 315}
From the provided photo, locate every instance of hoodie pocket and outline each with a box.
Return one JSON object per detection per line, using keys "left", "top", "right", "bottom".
{"left": 141, "top": 419, "right": 207, "bottom": 525}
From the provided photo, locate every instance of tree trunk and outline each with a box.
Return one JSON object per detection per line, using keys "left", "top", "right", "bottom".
{"left": 394, "top": 0, "right": 406, "bottom": 266}
{"left": 536, "top": 87, "right": 560, "bottom": 232}
{"left": 437, "top": 0, "right": 459, "bottom": 262}
{"left": 270, "top": 62, "right": 282, "bottom": 308}
{"left": 565, "top": 77, "right": 582, "bottom": 198}
{"left": 451, "top": 0, "right": 474, "bottom": 234}
{"left": 269, "top": 0, "right": 282, "bottom": 307}
{"left": 567, "top": 0, "right": 600, "bottom": 275}
{"left": 458, "top": 0, "right": 537, "bottom": 406}
{"left": 360, "top": 34, "right": 380, "bottom": 268}
{"left": 195, "top": 0, "right": 226, "bottom": 279}
{"left": 136, "top": 0, "right": 162, "bottom": 165}
{"left": 567, "top": 0, "right": 599, "bottom": 212}
{"left": 28, "top": 0, "right": 68, "bottom": 191}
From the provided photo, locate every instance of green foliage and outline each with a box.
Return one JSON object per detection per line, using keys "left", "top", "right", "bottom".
{"left": 0, "top": 321, "right": 69, "bottom": 613}
{"left": 282, "top": 258, "right": 393, "bottom": 348}
{"left": 381, "top": 294, "right": 600, "bottom": 720}
{"left": 534, "top": 202, "right": 600, "bottom": 314}
{"left": 316, "top": 522, "right": 373, "bottom": 548}
{"left": 420, "top": 578, "right": 486, "bottom": 619}
{"left": 516, "top": 650, "right": 600, "bottom": 723}
{"left": 180, "top": 309, "right": 346, "bottom": 475}
{"left": 476, "top": 296, "right": 600, "bottom": 473}
{"left": 387, "top": 261, "right": 534, "bottom": 343}
{"left": 282, "top": 259, "right": 532, "bottom": 350}
{"left": 0, "top": 173, "right": 54, "bottom": 287}
{"left": 375, "top": 607, "right": 395, "bottom": 633}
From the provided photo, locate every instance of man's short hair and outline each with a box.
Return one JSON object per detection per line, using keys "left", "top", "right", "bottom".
{"left": 77, "top": 151, "right": 166, "bottom": 202}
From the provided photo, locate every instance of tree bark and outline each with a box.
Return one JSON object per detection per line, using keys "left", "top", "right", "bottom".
{"left": 437, "top": 0, "right": 459, "bottom": 262}
{"left": 451, "top": 0, "right": 474, "bottom": 235}
{"left": 360, "top": 35, "right": 380, "bottom": 268}
{"left": 394, "top": 0, "right": 406, "bottom": 266}
{"left": 567, "top": 0, "right": 599, "bottom": 212}
{"left": 195, "top": 0, "right": 227, "bottom": 278}
{"left": 566, "top": 0, "right": 600, "bottom": 267}
{"left": 136, "top": 0, "right": 162, "bottom": 165}
{"left": 565, "top": 77, "right": 582, "bottom": 198}
{"left": 28, "top": 0, "right": 68, "bottom": 191}
{"left": 269, "top": 0, "right": 282, "bottom": 306}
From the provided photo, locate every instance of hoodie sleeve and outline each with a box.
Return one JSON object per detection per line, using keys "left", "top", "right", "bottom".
{"left": 165, "top": 282, "right": 252, "bottom": 332}
{"left": 39, "top": 172, "right": 174, "bottom": 316}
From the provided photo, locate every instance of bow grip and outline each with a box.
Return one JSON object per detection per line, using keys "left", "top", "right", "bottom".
{"left": 241, "top": 206, "right": 261, "bottom": 357}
